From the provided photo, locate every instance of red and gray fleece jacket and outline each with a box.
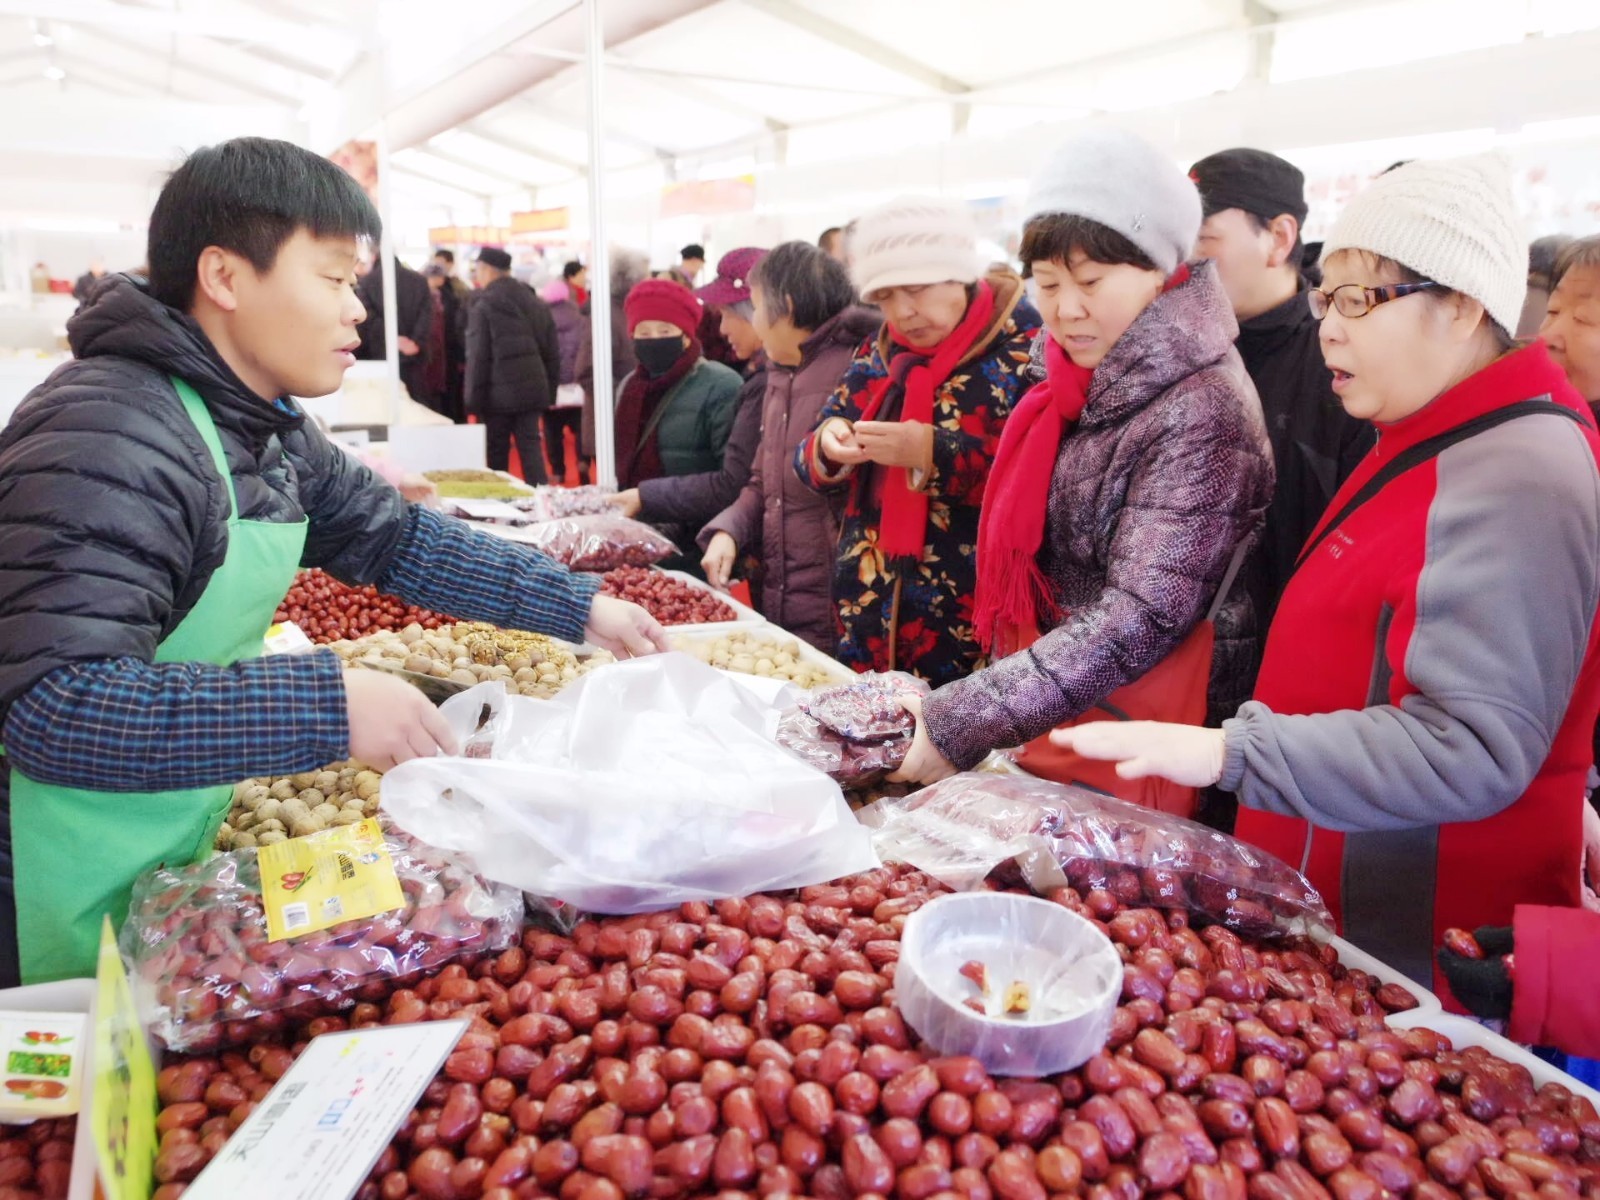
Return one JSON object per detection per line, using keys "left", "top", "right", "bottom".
{"left": 1227, "top": 343, "right": 1600, "bottom": 1001}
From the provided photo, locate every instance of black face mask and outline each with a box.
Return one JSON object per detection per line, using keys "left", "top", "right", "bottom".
{"left": 634, "top": 336, "right": 684, "bottom": 378}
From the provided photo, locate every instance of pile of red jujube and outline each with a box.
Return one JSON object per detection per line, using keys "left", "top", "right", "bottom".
{"left": 599, "top": 568, "right": 736, "bottom": 627}
{"left": 0, "top": 1117, "right": 75, "bottom": 1199}
{"left": 274, "top": 569, "right": 455, "bottom": 644}
{"left": 145, "top": 865, "right": 1600, "bottom": 1200}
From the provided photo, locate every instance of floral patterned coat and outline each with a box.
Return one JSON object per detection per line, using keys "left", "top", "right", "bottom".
{"left": 793, "top": 272, "right": 1042, "bottom": 686}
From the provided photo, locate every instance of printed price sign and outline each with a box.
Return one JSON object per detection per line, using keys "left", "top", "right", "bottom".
{"left": 184, "top": 1021, "right": 466, "bottom": 1200}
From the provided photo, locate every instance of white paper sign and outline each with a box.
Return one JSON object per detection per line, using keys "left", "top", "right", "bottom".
{"left": 184, "top": 1020, "right": 467, "bottom": 1200}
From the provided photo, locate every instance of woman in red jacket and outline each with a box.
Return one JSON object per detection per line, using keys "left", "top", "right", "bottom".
{"left": 1055, "top": 154, "right": 1600, "bottom": 1004}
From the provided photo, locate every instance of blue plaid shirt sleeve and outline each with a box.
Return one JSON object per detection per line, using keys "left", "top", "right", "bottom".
{"left": 378, "top": 505, "right": 600, "bottom": 644}
{"left": 1, "top": 650, "right": 349, "bottom": 792}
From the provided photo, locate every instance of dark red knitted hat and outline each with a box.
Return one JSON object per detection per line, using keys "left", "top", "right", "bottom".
{"left": 624, "top": 278, "right": 702, "bottom": 336}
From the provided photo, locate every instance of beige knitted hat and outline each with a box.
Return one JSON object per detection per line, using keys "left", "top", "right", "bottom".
{"left": 1321, "top": 154, "right": 1528, "bottom": 335}
{"left": 850, "top": 196, "right": 982, "bottom": 298}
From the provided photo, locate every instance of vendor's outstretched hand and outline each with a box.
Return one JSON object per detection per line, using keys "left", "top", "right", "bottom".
{"left": 1050, "top": 721, "right": 1226, "bottom": 788}
{"left": 343, "top": 669, "right": 459, "bottom": 770}
{"left": 585, "top": 594, "right": 670, "bottom": 659}
{"left": 606, "top": 489, "right": 643, "bottom": 519}
{"left": 1438, "top": 925, "right": 1514, "bottom": 1020}
{"left": 886, "top": 693, "right": 957, "bottom": 785}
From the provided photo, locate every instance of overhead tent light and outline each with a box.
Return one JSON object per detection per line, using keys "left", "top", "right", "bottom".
{"left": 31, "top": 18, "right": 51, "bottom": 46}
{"left": 43, "top": 65, "right": 65, "bottom": 81}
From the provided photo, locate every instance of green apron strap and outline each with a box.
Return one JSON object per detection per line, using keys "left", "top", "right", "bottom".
{"left": 172, "top": 378, "right": 239, "bottom": 520}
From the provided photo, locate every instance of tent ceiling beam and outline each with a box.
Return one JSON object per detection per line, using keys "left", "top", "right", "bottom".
{"left": 0, "top": 0, "right": 359, "bottom": 55}
{"left": 736, "top": 0, "right": 971, "bottom": 95}
{"left": 461, "top": 122, "right": 587, "bottom": 174}
{"left": 66, "top": 25, "right": 304, "bottom": 105}
{"left": 389, "top": 162, "right": 495, "bottom": 201}
{"left": 415, "top": 143, "right": 531, "bottom": 186}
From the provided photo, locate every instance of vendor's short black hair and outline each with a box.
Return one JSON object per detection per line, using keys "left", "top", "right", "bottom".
{"left": 681, "top": 243, "right": 706, "bottom": 261}
{"left": 1019, "top": 213, "right": 1157, "bottom": 275}
{"left": 433, "top": 248, "right": 455, "bottom": 264}
{"left": 148, "top": 136, "right": 381, "bottom": 311}
{"left": 562, "top": 260, "right": 585, "bottom": 280}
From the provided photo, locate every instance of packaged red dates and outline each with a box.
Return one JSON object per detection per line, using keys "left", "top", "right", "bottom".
{"left": 778, "top": 673, "right": 931, "bottom": 786}
{"left": 516, "top": 513, "right": 677, "bottom": 571}
{"left": 514, "top": 483, "right": 616, "bottom": 521}
{"left": 799, "top": 671, "right": 928, "bottom": 740}
{"left": 861, "top": 772, "right": 1331, "bottom": 937}
{"left": 120, "top": 826, "right": 523, "bottom": 1052}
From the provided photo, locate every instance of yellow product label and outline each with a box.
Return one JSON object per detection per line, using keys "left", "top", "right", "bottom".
{"left": 258, "top": 819, "right": 405, "bottom": 942}
{"left": 93, "top": 917, "right": 156, "bottom": 1200}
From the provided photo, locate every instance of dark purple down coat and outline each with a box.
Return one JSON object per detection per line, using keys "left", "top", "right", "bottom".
{"left": 921, "top": 260, "right": 1275, "bottom": 771}
{"left": 700, "top": 307, "right": 881, "bottom": 653}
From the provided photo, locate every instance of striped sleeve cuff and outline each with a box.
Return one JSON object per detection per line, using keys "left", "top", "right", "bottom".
{"left": 1, "top": 651, "right": 349, "bottom": 793}
{"left": 379, "top": 505, "right": 600, "bottom": 645}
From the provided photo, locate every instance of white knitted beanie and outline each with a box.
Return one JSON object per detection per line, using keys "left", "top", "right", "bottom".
{"left": 850, "top": 196, "right": 982, "bottom": 298}
{"left": 1321, "top": 154, "right": 1527, "bottom": 336}
{"left": 1024, "top": 127, "right": 1202, "bottom": 274}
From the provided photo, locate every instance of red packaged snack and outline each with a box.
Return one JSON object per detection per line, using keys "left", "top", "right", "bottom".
{"left": 516, "top": 515, "right": 678, "bottom": 571}
{"left": 120, "top": 829, "right": 523, "bottom": 1052}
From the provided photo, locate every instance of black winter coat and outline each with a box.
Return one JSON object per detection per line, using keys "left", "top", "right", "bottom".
{"left": 355, "top": 258, "right": 435, "bottom": 402}
{"left": 465, "top": 276, "right": 562, "bottom": 416}
{"left": 1237, "top": 284, "right": 1374, "bottom": 623}
{"left": 0, "top": 274, "right": 411, "bottom": 720}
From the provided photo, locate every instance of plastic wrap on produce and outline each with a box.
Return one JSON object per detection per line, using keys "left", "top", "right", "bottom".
{"left": 381, "top": 657, "right": 880, "bottom": 913}
{"left": 514, "top": 484, "right": 617, "bottom": 521}
{"left": 120, "top": 829, "right": 522, "bottom": 1053}
{"left": 897, "top": 893, "right": 1122, "bottom": 1076}
{"left": 861, "top": 773, "right": 1331, "bottom": 937}
{"left": 776, "top": 673, "right": 930, "bottom": 787}
{"left": 512, "top": 513, "right": 677, "bottom": 571}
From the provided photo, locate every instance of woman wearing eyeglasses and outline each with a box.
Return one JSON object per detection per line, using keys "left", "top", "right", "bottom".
{"left": 1055, "top": 155, "right": 1600, "bottom": 1004}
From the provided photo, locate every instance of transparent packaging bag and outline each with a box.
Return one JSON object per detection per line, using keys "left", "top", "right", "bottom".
{"left": 861, "top": 773, "right": 1331, "bottom": 938}
{"left": 120, "top": 829, "right": 523, "bottom": 1052}
{"left": 513, "top": 513, "right": 677, "bottom": 571}
{"left": 776, "top": 673, "right": 931, "bottom": 787}
{"left": 380, "top": 658, "right": 880, "bottom": 914}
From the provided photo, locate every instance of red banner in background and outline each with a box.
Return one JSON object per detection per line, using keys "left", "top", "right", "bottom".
{"left": 660, "top": 175, "right": 756, "bottom": 219}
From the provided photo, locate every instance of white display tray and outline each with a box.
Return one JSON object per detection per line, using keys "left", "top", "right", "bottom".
{"left": 1325, "top": 934, "right": 1444, "bottom": 1015}
{"left": 1387, "top": 1009, "right": 1600, "bottom": 1111}
{"left": 667, "top": 627, "right": 855, "bottom": 687}
{"left": 0, "top": 978, "right": 97, "bottom": 1200}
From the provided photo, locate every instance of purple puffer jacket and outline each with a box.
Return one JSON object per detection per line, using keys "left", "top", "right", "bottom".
{"left": 700, "top": 307, "right": 881, "bottom": 652}
{"left": 922, "top": 260, "right": 1274, "bottom": 771}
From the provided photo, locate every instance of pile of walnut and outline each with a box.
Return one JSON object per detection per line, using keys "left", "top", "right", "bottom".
{"left": 670, "top": 631, "right": 849, "bottom": 690}
{"left": 330, "top": 621, "right": 613, "bottom": 700}
{"left": 217, "top": 759, "right": 382, "bottom": 850}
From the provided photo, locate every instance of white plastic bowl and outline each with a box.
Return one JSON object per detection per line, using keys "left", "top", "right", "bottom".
{"left": 897, "top": 892, "right": 1123, "bottom": 1076}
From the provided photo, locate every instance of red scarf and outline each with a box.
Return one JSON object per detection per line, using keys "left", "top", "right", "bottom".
{"left": 972, "top": 265, "right": 1191, "bottom": 652}
{"left": 972, "top": 335, "right": 1093, "bottom": 652}
{"left": 856, "top": 282, "right": 997, "bottom": 560}
{"left": 614, "top": 337, "right": 701, "bottom": 489}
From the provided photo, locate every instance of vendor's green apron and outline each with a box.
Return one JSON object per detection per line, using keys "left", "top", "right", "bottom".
{"left": 10, "top": 378, "right": 307, "bottom": 983}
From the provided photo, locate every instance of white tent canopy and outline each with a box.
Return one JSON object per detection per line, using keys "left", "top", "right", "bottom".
{"left": 1, "top": 0, "right": 1599, "bottom": 242}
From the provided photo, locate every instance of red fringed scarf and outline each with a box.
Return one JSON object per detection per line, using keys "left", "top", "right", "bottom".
{"left": 856, "top": 282, "right": 997, "bottom": 560}
{"left": 973, "top": 266, "right": 1191, "bottom": 652}
{"left": 972, "top": 335, "right": 1093, "bottom": 652}
{"left": 614, "top": 337, "right": 701, "bottom": 489}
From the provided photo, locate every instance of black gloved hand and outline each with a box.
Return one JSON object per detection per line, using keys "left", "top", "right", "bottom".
{"left": 1437, "top": 924, "right": 1514, "bottom": 1020}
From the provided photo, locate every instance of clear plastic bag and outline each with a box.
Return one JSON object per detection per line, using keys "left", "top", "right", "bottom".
{"left": 861, "top": 773, "right": 1331, "bottom": 938}
{"left": 777, "top": 673, "right": 931, "bottom": 786}
{"left": 380, "top": 661, "right": 879, "bottom": 914}
{"left": 119, "top": 829, "right": 523, "bottom": 1052}
{"left": 800, "top": 672, "right": 928, "bottom": 740}
{"left": 513, "top": 485, "right": 619, "bottom": 521}
{"left": 777, "top": 710, "right": 913, "bottom": 788}
{"left": 513, "top": 514, "right": 677, "bottom": 571}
